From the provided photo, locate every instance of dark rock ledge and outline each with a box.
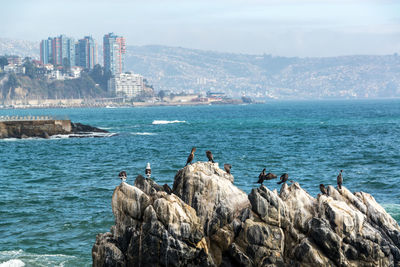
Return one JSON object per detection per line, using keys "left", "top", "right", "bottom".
{"left": 92, "top": 162, "right": 400, "bottom": 267}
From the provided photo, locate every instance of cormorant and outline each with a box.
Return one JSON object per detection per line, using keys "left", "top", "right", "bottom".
{"left": 337, "top": 170, "right": 343, "bottom": 189}
{"left": 277, "top": 173, "right": 289, "bottom": 184}
{"left": 185, "top": 147, "right": 196, "bottom": 166}
{"left": 224, "top": 164, "right": 232, "bottom": 174}
{"left": 256, "top": 169, "right": 277, "bottom": 184}
{"left": 118, "top": 171, "right": 127, "bottom": 182}
{"left": 320, "top": 184, "right": 327, "bottom": 195}
{"left": 206, "top": 150, "right": 215, "bottom": 163}
{"left": 163, "top": 184, "right": 173, "bottom": 194}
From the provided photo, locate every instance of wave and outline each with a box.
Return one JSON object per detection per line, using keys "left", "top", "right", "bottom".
{"left": 131, "top": 132, "right": 157, "bottom": 136}
{"left": 50, "top": 132, "right": 118, "bottom": 138}
{"left": 0, "top": 250, "right": 77, "bottom": 267}
{"left": 0, "top": 259, "right": 25, "bottom": 267}
{"left": 152, "top": 120, "right": 186, "bottom": 125}
{"left": 0, "top": 132, "right": 117, "bottom": 141}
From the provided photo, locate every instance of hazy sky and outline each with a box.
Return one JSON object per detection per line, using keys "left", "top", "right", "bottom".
{"left": 1, "top": 0, "right": 399, "bottom": 57}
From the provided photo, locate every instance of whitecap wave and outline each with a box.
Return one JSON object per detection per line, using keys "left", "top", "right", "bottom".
{"left": 51, "top": 132, "right": 117, "bottom": 138}
{"left": 152, "top": 120, "right": 186, "bottom": 125}
{"left": 0, "top": 250, "right": 76, "bottom": 267}
{"left": 0, "top": 259, "right": 25, "bottom": 267}
{"left": 132, "top": 132, "right": 157, "bottom": 136}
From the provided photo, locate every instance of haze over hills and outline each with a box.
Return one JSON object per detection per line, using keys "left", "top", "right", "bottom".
{"left": 1, "top": 38, "right": 399, "bottom": 99}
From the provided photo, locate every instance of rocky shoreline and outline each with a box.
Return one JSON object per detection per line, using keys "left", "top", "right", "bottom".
{"left": 92, "top": 162, "right": 400, "bottom": 266}
{"left": 0, "top": 119, "right": 108, "bottom": 139}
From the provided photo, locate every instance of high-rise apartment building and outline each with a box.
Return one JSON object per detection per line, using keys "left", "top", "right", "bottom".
{"left": 109, "top": 73, "right": 144, "bottom": 97}
{"left": 76, "top": 36, "right": 98, "bottom": 69}
{"left": 40, "top": 38, "right": 52, "bottom": 64}
{"left": 60, "top": 35, "right": 75, "bottom": 67}
{"left": 103, "top": 33, "right": 126, "bottom": 76}
{"left": 40, "top": 35, "right": 75, "bottom": 67}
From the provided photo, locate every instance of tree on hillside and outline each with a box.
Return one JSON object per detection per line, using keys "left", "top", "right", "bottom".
{"left": 88, "top": 64, "right": 112, "bottom": 91}
{"left": 3, "top": 73, "right": 20, "bottom": 99}
{"left": 158, "top": 90, "right": 166, "bottom": 100}
{"left": 0, "top": 56, "right": 8, "bottom": 70}
{"left": 23, "top": 58, "right": 36, "bottom": 79}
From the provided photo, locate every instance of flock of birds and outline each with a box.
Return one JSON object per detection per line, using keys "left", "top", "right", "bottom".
{"left": 118, "top": 147, "right": 345, "bottom": 196}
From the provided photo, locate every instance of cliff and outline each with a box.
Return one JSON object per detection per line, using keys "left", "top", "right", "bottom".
{"left": 92, "top": 162, "right": 400, "bottom": 266}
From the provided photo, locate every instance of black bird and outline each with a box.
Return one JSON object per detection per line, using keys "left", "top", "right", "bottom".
{"left": 320, "top": 184, "right": 328, "bottom": 195}
{"left": 206, "top": 150, "right": 215, "bottom": 163}
{"left": 337, "top": 170, "right": 343, "bottom": 189}
{"left": 257, "top": 168, "right": 266, "bottom": 183}
{"left": 163, "top": 184, "right": 173, "bottom": 194}
{"left": 256, "top": 169, "right": 277, "bottom": 184}
{"left": 277, "top": 173, "right": 289, "bottom": 184}
{"left": 185, "top": 147, "right": 196, "bottom": 166}
{"left": 118, "top": 171, "right": 127, "bottom": 182}
{"left": 224, "top": 164, "right": 232, "bottom": 174}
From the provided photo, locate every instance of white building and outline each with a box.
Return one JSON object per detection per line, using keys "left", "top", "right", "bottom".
{"left": 109, "top": 72, "right": 144, "bottom": 97}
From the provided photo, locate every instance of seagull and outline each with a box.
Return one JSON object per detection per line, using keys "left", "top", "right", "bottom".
{"left": 185, "top": 147, "right": 196, "bottom": 166}
{"left": 118, "top": 171, "right": 127, "bottom": 183}
{"left": 145, "top": 163, "right": 151, "bottom": 179}
{"left": 206, "top": 150, "right": 215, "bottom": 163}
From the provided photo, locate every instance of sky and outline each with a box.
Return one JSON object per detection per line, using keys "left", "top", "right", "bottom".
{"left": 1, "top": 0, "right": 399, "bottom": 57}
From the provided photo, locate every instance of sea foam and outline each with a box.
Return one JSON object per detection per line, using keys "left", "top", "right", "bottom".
{"left": 0, "top": 259, "right": 25, "bottom": 267}
{"left": 152, "top": 120, "right": 186, "bottom": 125}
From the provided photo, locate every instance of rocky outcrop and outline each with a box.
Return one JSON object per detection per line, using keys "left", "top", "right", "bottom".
{"left": 0, "top": 120, "right": 108, "bottom": 139}
{"left": 93, "top": 162, "right": 400, "bottom": 267}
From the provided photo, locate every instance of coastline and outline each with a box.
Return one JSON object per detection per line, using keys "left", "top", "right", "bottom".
{"left": 0, "top": 98, "right": 256, "bottom": 109}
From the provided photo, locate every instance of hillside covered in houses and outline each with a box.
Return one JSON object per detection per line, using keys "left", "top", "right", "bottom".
{"left": 1, "top": 38, "right": 400, "bottom": 100}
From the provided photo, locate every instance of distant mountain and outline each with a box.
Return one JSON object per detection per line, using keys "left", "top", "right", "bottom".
{"left": 1, "top": 38, "right": 399, "bottom": 99}
{"left": 0, "top": 38, "right": 39, "bottom": 59}
{"left": 125, "top": 45, "right": 400, "bottom": 99}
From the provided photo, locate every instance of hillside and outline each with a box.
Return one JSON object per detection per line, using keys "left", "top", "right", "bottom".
{"left": 1, "top": 38, "right": 400, "bottom": 99}
{"left": 125, "top": 45, "right": 400, "bottom": 99}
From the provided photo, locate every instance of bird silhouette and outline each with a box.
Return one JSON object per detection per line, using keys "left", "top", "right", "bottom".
{"left": 277, "top": 173, "right": 289, "bottom": 184}
{"left": 185, "top": 147, "right": 196, "bottom": 166}
{"left": 320, "top": 184, "right": 328, "bottom": 195}
{"left": 206, "top": 150, "right": 215, "bottom": 163}
{"left": 257, "top": 169, "right": 277, "bottom": 184}
{"left": 224, "top": 164, "right": 232, "bottom": 174}
{"left": 337, "top": 170, "right": 343, "bottom": 189}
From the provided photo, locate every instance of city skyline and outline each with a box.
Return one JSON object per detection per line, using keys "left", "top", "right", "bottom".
{"left": 1, "top": 0, "right": 399, "bottom": 57}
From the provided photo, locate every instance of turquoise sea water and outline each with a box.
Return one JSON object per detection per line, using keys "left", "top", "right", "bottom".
{"left": 1, "top": 100, "right": 400, "bottom": 266}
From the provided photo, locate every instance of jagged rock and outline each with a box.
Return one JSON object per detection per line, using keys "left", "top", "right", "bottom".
{"left": 93, "top": 162, "right": 400, "bottom": 267}
{"left": 173, "top": 162, "right": 250, "bottom": 236}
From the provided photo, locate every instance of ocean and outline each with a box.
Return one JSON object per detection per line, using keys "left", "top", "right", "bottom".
{"left": 1, "top": 100, "right": 400, "bottom": 266}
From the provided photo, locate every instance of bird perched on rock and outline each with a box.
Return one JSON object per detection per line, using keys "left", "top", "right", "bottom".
{"left": 337, "top": 169, "right": 343, "bottom": 189}
{"left": 277, "top": 173, "right": 289, "bottom": 184}
{"left": 185, "top": 147, "right": 196, "bottom": 166}
{"left": 118, "top": 171, "right": 127, "bottom": 183}
{"left": 224, "top": 164, "right": 232, "bottom": 174}
{"left": 163, "top": 184, "right": 173, "bottom": 194}
{"left": 206, "top": 150, "right": 215, "bottom": 163}
{"left": 256, "top": 169, "right": 277, "bottom": 184}
{"left": 145, "top": 163, "right": 151, "bottom": 178}
{"left": 320, "top": 184, "right": 328, "bottom": 195}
